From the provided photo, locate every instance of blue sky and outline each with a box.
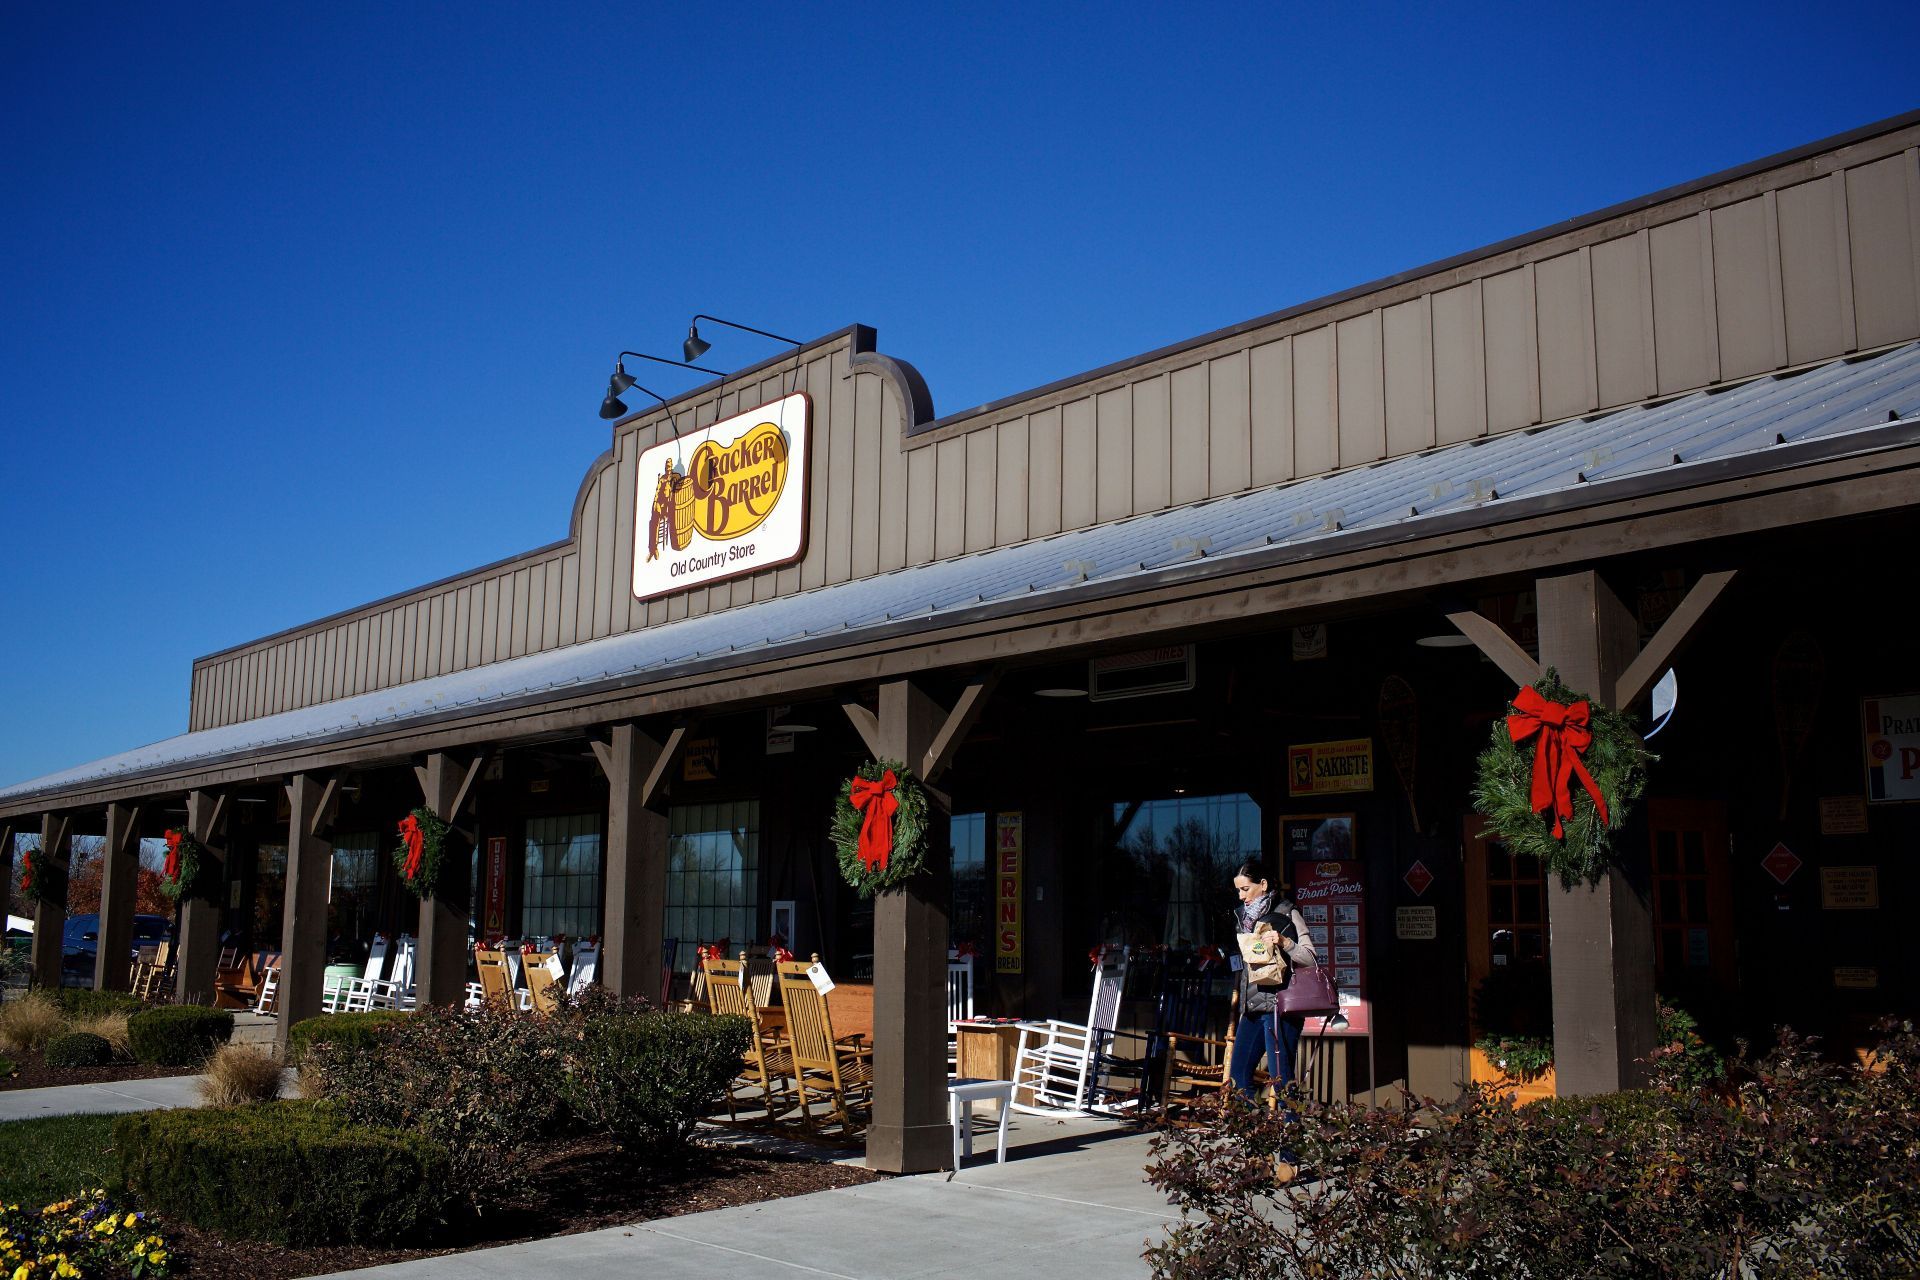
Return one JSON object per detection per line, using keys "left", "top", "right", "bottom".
{"left": 3, "top": 2, "right": 1917, "bottom": 788}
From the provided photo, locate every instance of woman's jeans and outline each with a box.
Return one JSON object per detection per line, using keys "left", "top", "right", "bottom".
{"left": 1230, "top": 1009, "right": 1303, "bottom": 1103}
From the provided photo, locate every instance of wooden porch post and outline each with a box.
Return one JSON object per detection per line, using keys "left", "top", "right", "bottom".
{"left": 177, "top": 790, "right": 229, "bottom": 1005}
{"left": 29, "top": 813, "right": 71, "bottom": 988}
{"left": 1536, "top": 570, "right": 1657, "bottom": 1095}
{"left": 595, "top": 723, "right": 680, "bottom": 1003}
{"left": 415, "top": 752, "right": 482, "bottom": 1007}
{"left": 94, "top": 801, "right": 143, "bottom": 992}
{"left": 279, "top": 773, "right": 337, "bottom": 1049}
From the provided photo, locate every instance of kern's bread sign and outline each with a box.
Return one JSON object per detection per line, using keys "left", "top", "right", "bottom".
{"left": 632, "top": 393, "right": 810, "bottom": 601}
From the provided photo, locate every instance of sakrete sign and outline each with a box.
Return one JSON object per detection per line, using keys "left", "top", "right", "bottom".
{"left": 632, "top": 393, "right": 810, "bottom": 601}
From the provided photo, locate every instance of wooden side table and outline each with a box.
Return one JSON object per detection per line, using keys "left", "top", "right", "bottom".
{"left": 954, "top": 1021, "right": 1038, "bottom": 1106}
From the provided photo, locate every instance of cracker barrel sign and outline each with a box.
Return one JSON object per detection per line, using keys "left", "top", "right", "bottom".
{"left": 632, "top": 392, "right": 811, "bottom": 601}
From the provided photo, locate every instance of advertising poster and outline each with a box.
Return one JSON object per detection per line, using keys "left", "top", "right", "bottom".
{"left": 995, "top": 812, "right": 1023, "bottom": 974}
{"left": 483, "top": 836, "right": 508, "bottom": 936}
{"left": 1287, "top": 738, "right": 1375, "bottom": 797}
{"left": 1863, "top": 694, "right": 1920, "bottom": 802}
{"left": 1286, "top": 818, "right": 1366, "bottom": 1035}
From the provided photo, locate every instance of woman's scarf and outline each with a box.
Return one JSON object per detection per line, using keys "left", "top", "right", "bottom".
{"left": 1236, "top": 889, "right": 1276, "bottom": 933}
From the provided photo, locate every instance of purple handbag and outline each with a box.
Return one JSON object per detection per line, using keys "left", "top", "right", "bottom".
{"left": 1275, "top": 964, "right": 1339, "bottom": 1015}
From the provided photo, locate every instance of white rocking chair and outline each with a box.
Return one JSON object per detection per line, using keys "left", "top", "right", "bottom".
{"left": 947, "top": 952, "right": 976, "bottom": 1073}
{"left": 566, "top": 939, "right": 600, "bottom": 998}
{"left": 325, "top": 935, "right": 389, "bottom": 1013}
{"left": 350, "top": 933, "right": 416, "bottom": 1011}
{"left": 1011, "top": 944, "right": 1130, "bottom": 1114}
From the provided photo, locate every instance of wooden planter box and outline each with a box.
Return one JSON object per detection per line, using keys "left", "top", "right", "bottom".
{"left": 1469, "top": 1046, "right": 1556, "bottom": 1106}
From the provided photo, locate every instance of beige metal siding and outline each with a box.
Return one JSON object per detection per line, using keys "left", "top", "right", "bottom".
{"left": 191, "top": 136, "right": 1920, "bottom": 733}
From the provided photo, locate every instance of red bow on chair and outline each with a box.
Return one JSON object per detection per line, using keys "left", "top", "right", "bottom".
{"left": 848, "top": 769, "right": 900, "bottom": 872}
{"left": 163, "top": 830, "right": 183, "bottom": 882}
{"left": 1507, "top": 686, "right": 1610, "bottom": 839}
{"left": 397, "top": 814, "right": 425, "bottom": 881}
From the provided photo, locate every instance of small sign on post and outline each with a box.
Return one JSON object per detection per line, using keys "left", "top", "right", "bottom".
{"left": 1394, "top": 905, "right": 1436, "bottom": 940}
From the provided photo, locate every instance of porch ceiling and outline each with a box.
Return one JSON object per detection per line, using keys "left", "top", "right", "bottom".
{"left": 7, "top": 342, "right": 1920, "bottom": 813}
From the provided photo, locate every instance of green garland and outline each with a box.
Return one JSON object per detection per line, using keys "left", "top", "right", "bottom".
{"left": 17, "top": 846, "right": 62, "bottom": 910}
{"left": 832, "top": 759, "right": 931, "bottom": 897}
{"left": 159, "top": 829, "right": 213, "bottom": 902}
{"left": 1473, "top": 668, "right": 1653, "bottom": 884}
{"left": 393, "top": 806, "right": 451, "bottom": 899}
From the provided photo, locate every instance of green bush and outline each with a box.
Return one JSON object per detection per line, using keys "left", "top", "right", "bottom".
{"left": 287, "top": 1010, "right": 409, "bottom": 1064}
{"left": 1147, "top": 1022, "right": 1920, "bottom": 1279}
{"left": 127, "top": 1005, "right": 234, "bottom": 1066}
{"left": 43, "top": 1030, "right": 114, "bottom": 1068}
{"left": 565, "top": 1009, "right": 751, "bottom": 1159}
{"left": 116, "top": 1100, "right": 456, "bottom": 1246}
{"left": 0, "top": 1055, "right": 15, "bottom": 1077}
{"left": 53, "top": 988, "right": 145, "bottom": 1019}
{"left": 309, "top": 1003, "right": 565, "bottom": 1209}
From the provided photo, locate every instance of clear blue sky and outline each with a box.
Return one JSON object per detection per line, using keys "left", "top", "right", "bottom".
{"left": 3, "top": 2, "right": 1916, "bottom": 788}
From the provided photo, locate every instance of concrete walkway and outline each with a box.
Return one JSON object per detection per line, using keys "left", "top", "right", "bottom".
{"left": 0, "top": 1073, "right": 210, "bottom": 1121}
{"left": 321, "top": 1117, "right": 1181, "bottom": 1280}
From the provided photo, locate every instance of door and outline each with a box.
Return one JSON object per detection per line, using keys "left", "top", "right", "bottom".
{"left": 1646, "top": 798, "right": 1735, "bottom": 998}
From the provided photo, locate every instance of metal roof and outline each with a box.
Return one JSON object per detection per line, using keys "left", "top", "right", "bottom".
{"left": 6, "top": 342, "right": 1920, "bottom": 805}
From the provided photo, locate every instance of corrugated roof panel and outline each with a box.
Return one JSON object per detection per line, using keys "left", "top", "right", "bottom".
{"left": 6, "top": 342, "right": 1920, "bottom": 804}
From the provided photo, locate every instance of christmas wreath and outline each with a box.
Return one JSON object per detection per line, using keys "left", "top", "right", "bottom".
{"left": 831, "top": 759, "right": 930, "bottom": 897}
{"left": 1473, "top": 668, "right": 1653, "bottom": 884}
{"left": 159, "top": 829, "right": 213, "bottom": 902}
{"left": 17, "top": 846, "right": 62, "bottom": 909}
{"left": 393, "top": 807, "right": 451, "bottom": 899}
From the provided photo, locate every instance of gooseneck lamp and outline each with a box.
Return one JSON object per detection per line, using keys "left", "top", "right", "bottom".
{"left": 683, "top": 314, "right": 802, "bottom": 364}
{"left": 598, "top": 378, "right": 683, "bottom": 434}
{"left": 598, "top": 350, "right": 725, "bottom": 422}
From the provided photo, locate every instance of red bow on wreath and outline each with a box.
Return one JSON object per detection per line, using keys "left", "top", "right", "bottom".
{"left": 1089, "top": 944, "right": 1117, "bottom": 969}
{"left": 1195, "top": 944, "right": 1223, "bottom": 970}
{"left": 397, "top": 814, "right": 425, "bottom": 882}
{"left": 1507, "top": 685, "right": 1610, "bottom": 839}
{"left": 952, "top": 941, "right": 980, "bottom": 959}
{"left": 163, "top": 830, "right": 183, "bottom": 882}
{"left": 847, "top": 769, "right": 900, "bottom": 872}
{"left": 19, "top": 850, "right": 33, "bottom": 895}
{"left": 772, "top": 947, "right": 796, "bottom": 963}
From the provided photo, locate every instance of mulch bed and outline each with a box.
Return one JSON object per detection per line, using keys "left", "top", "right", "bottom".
{"left": 167, "top": 1132, "right": 888, "bottom": 1280}
{"left": 0, "top": 1051, "right": 199, "bottom": 1092}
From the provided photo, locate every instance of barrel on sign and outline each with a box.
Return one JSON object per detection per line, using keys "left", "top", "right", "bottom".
{"left": 671, "top": 477, "right": 694, "bottom": 550}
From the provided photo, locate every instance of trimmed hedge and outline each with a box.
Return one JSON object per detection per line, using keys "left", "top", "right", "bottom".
{"left": 116, "top": 1101, "right": 457, "bottom": 1245}
{"left": 128, "top": 1005, "right": 234, "bottom": 1065}
{"left": 287, "top": 1010, "right": 409, "bottom": 1063}
{"left": 565, "top": 1010, "right": 752, "bottom": 1158}
{"left": 53, "top": 988, "right": 145, "bottom": 1019}
{"left": 43, "top": 1030, "right": 114, "bottom": 1068}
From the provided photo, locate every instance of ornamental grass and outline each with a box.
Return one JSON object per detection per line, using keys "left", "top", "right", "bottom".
{"left": 0, "top": 992, "right": 65, "bottom": 1055}
{"left": 65, "top": 1013, "right": 132, "bottom": 1060}
{"left": 198, "top": 1045, "right": 285, "bottom": 1107}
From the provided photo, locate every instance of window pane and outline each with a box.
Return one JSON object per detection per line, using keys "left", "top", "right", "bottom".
{"left": 522, "top": 814, "right": 603, "bottom": 939}
{"left": 664, "top": 801, "right": 760, "bottom": 973}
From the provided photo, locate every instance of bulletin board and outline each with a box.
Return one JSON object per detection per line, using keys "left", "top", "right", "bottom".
{"left": 1284, "top": 814, "right": 1368, "bottom": 1035}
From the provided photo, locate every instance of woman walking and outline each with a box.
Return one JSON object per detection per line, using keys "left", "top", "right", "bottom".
{"left": 1227, "top": 860, "right": 1317, "bottom": 1103}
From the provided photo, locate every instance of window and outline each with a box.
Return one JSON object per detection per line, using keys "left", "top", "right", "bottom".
{"left": 522, "top": 814, "right": 603, "bottom": 940}
{"left": 253, "top": 843, "right": 287, "bottom": 945}
{"left": 1110, "top": 793, "right": 1261, "bottom": 946}
{"left": 1484, "top": 841, "right": 1547, "bottom": 967}
{"left": 949, "top": 812, "right": 988, "bottom": 950}
{"left": 328, "top": 832, "right": 381, "bottom": 952}
{"left": 664, "top": 800, "right": 760, "bottom": 975}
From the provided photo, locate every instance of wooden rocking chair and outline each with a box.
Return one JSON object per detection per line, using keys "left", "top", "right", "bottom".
{"left": 472, "top": 948, "right": 516, "bottom": 1010}
{"left": 522, "top": 949, "right": 562, "bottom": 1015}
{"left": 777, "top": 956, "right": 873, "bottom": 1136}
{"left": 705, "top": 954, "right": 797, "bottom": 1124}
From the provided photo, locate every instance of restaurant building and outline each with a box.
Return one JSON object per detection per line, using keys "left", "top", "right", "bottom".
{"left": 6, "top": 111, "right": 1920, "bottom": 1172}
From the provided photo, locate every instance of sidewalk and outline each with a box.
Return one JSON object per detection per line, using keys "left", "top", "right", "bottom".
{"left": 0, "top": 1074, "right": 210, "bottom": 1122}
{"left": 320, "top": 1117, "right": 1180, "bottom": 1280}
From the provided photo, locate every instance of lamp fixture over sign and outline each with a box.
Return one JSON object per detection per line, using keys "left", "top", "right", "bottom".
{"left": 683, "top": 314, "right": 802, "bottom": 365}
{"left": 599, "top": 350, "right": 725, "bottom": 422}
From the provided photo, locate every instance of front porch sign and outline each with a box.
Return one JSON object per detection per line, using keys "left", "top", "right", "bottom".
{"left": 632, "top": 392, "right": 811, "bottom": 602}
{"left": 1863, "top": 693, "right": 1920, "bottom": 802}
{"left": 1473, "top": 668, "right": 1652, "bottom": 884}
{"left": 995, "top": 812, "right": 1024, "bottom": 975}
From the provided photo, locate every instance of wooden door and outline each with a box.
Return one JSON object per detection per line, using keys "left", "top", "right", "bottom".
{"left": 1646, "top": 798, "right": 1736, "bottom": 995}
{"left": 1463, "top": 818, "right": 1549, "bottom": 1033}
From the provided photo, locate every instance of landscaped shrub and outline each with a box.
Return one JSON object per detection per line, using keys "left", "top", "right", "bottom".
{"left": 286, "top": 1009, "right": 408, "bottom": 1064}
{"left": 127, "top": 1005, "right": 234, "bottom": 1066}
{"left": 1648, "top": 999, "right": 1726, "bottom": 1092}
{"left": 117, "top": 1101, "right": 456, "bottom": 1246}
{"left": 308, "top": 1003, "right": 566, "bottom": 1207}
{"left": 69, "top": 1011, "right": 134, "bottom": 1059}
{"left": 1, "top": 1187, "right": 174, "bottom": 1278}
{"left": 1146, "top": 1021, "right": 1920, "bottom": 1280}
{"left": 0, "top": 1056, "right": 13, "bottom": 1077}
{"left": 565, "top": 1009, "right": 751, "bottom": 1159}
{"left": 53, "top": 988, "right": 145, "bottom": 1019}
{"left": 199, "top": 1044, "right": 285, "bottom": 1105}
{"left": 0, "top": 990, "right": 65, "bottom": 1054}
{"left": 43, "top": 1030, "right": 114, "bottom": 1068}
